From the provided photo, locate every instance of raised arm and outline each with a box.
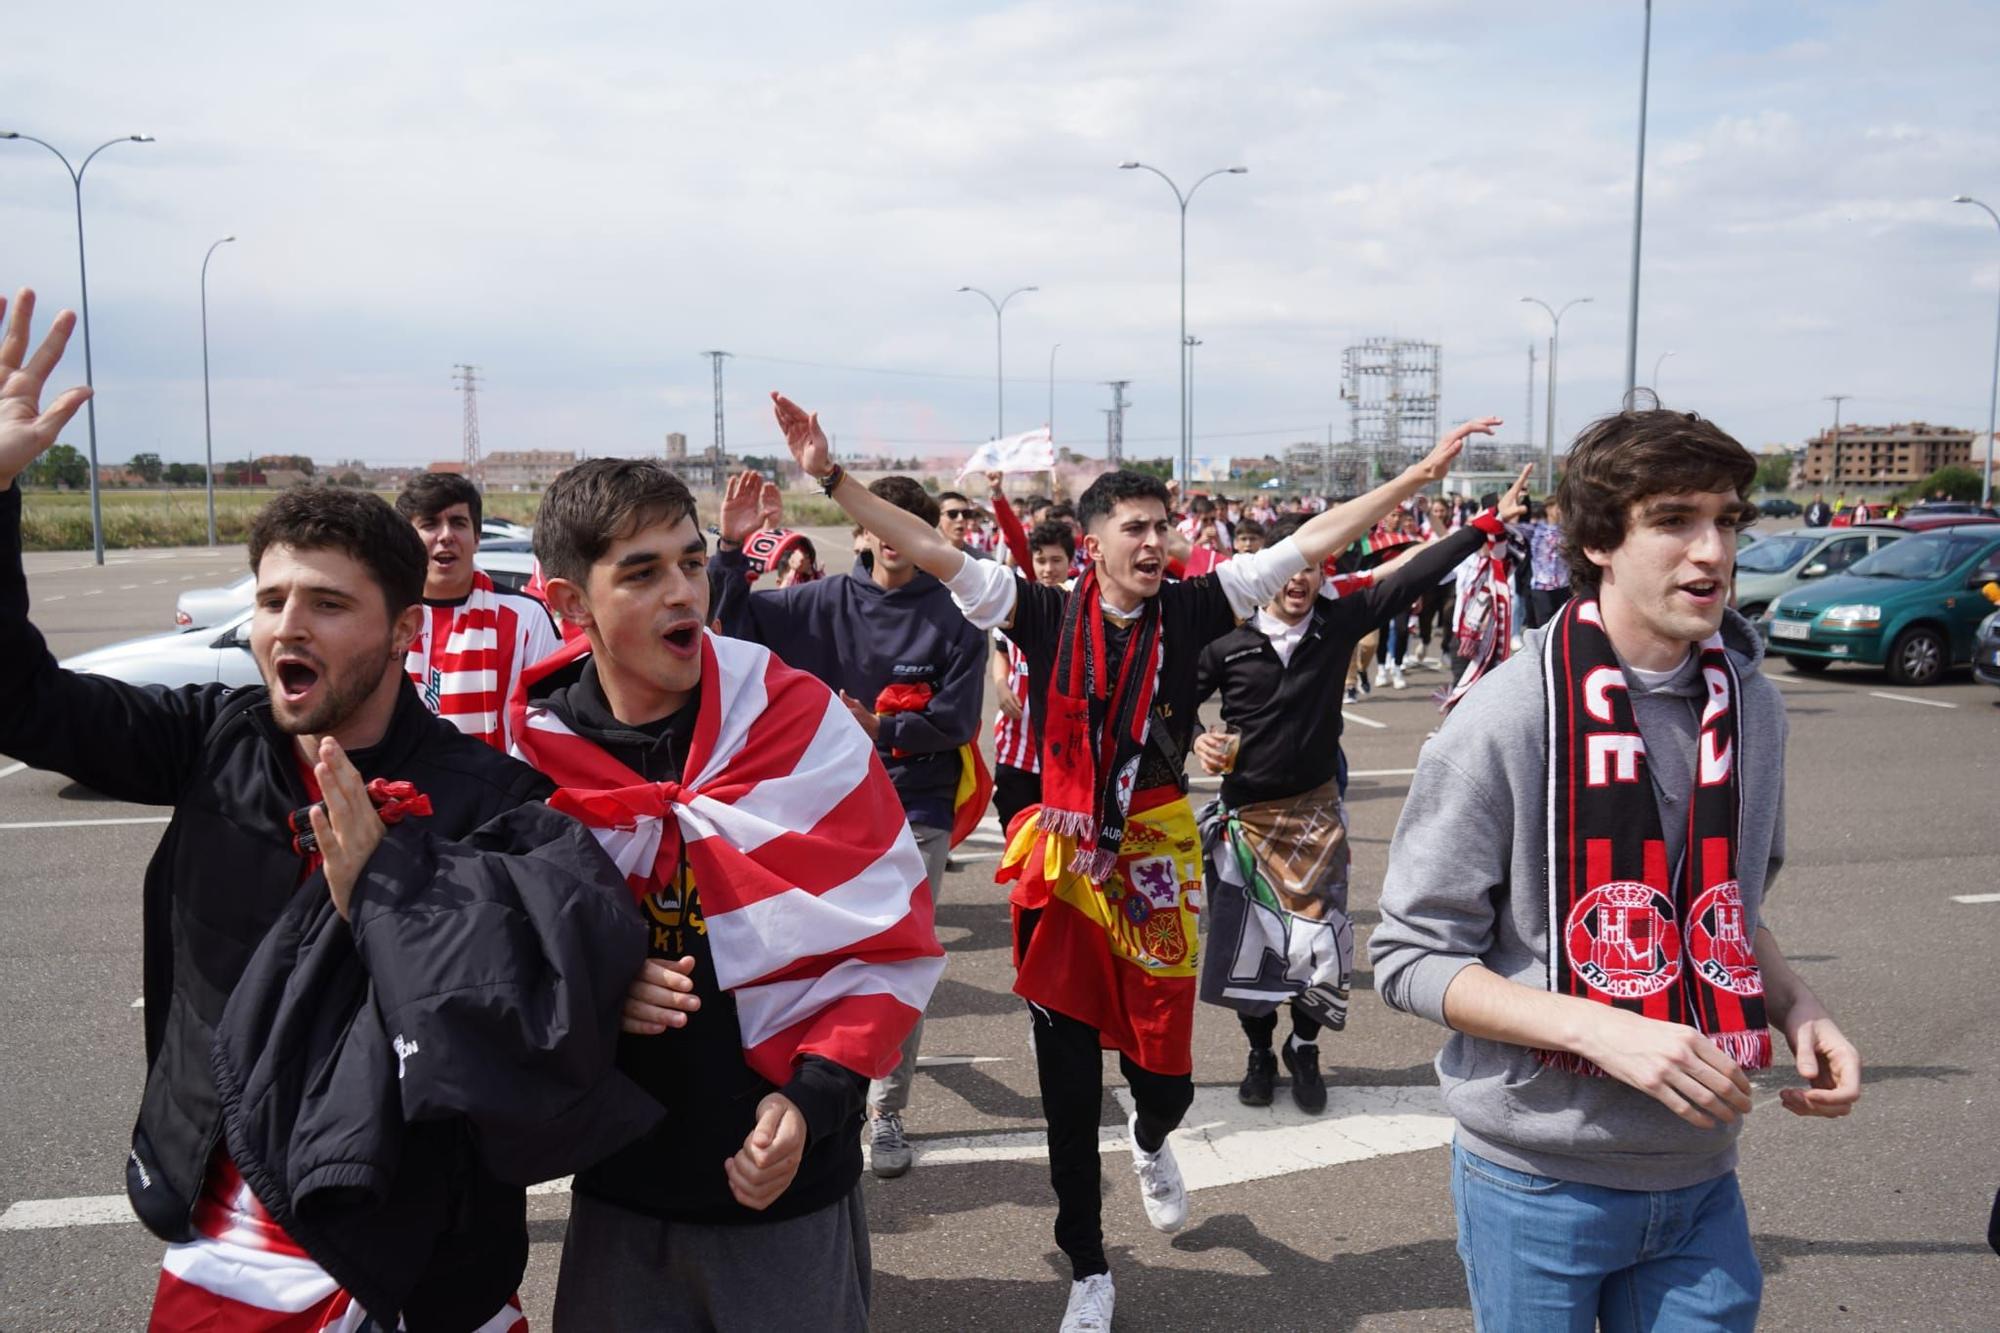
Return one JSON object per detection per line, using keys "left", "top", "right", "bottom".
{"left": 1288, "top": 417, "right": 1503, "bottom": 568}
{"left": 772, "top": 393, "right": 965, "bottom": 581}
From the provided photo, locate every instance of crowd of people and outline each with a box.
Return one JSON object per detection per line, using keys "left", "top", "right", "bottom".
{"left": 0, "top": 283, "right": 1866, "bottom": 1333}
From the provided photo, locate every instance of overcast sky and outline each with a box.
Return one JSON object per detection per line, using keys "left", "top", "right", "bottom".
{"left": 6, "top": 0, "right": 1999, "bottom": 472}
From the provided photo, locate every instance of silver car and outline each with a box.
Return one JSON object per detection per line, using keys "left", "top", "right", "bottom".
{"left": 170, "top": 548, "right": 539, "bottom": 630}
{"left": 1733, "top": 525, "right": 1902, "bottom": 619}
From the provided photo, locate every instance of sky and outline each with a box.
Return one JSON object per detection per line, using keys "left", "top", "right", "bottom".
{"left": 5, "top": 0, "right": 2000, "bottom": 473}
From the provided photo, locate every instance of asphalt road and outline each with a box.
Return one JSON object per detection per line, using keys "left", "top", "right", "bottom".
{"left": 2, "top": 542, "right": 1998, "bottom": 1331}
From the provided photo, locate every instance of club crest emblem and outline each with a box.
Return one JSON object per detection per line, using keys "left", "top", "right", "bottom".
{"left": 1564, "top": 880, "right": 1682, "bottom": 999}
{"left": 1687, "top": 880, "right": 1762, "bottom": 996}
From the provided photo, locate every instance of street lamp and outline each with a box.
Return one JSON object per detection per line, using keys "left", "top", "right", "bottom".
{"left": 1952, "top": 195, "right": 2000, "bottom": 506}
{"left": 200, "top": 236, "right": 236, "bottom": 547}
{"left": 1623, "top": 0, "right": 1654, "bottom": 398}
{"left": 957, "top": 285, "right": 1036, "bottom": 439}
{"left": 1652, "top": 349, "right": 1676, "bottom": 394}
{"left": 1119, "top": 160, "right": 1248, "bottom": 484}
{"left": 1047, "top": 343, "right": 1060, "bottom": 443}
{"left": 1, "top": 130, "right": 155, "bottom": 565}
{"left": 1183, "top": 335, "right": 1203, "bottom": 477}
{"left": 1521, "top": 296, "right": 1592, "bottom": 481}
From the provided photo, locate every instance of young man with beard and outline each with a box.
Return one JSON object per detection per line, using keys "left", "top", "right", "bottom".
{"left": 704, "top": 469, "right": 987, "bottom": 1180}
{"left": 0, "top": 290, "right": 654, "bottom": 1332}
{"left": 396, "top": 473, "right": 564, "bottom": 751}
{"left": 1371, "top": 410, "right": 1862, "bottom": 1330}
{"left": 1192, "top": 468, "right": 1529, "bottom": 1114}
{"left": 514, "top": 458, "right": 943, "bottom": 1332}
{"left": 772, "top": 389, "right": 1496, "bottom": 1333}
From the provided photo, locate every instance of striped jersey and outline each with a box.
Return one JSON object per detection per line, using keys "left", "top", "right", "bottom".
{"left": 405, "top": 571, "right": 563, "bottom": 753}
{"left": 992, "top": 634, "right": 1037, "bottom": 772}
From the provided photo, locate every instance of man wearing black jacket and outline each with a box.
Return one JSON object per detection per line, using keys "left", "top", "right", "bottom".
{"left": 0, "top": 290, "right": 656, "bottom": 1332}
{"left": 707, "top": 470, "right": 985, "bottom": 1180}
{"left": 1193, "top": 471, "right": 1530, "bottom": 1113}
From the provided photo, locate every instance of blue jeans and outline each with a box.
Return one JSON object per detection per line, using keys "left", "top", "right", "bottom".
{"left": 1450, "top": 1144, "right": 1761, "bottom": 1332}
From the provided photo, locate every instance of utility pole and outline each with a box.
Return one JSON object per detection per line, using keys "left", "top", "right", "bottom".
{"left": 1824, "top": 394, "right": 1851, "bottom": 489}
{"left": 1525, "top": 343, "right": 1537, "bottom": 461}
{"left": 452, "top": 364, "right": 482, "bottom": 483}
{"left": 1101, "top": 380, "right": 1130, "bottom": 467}
{"left": 702, "top": 350, "right": 732, "bottom": 483}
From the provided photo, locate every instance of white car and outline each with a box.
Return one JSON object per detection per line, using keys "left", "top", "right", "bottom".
{"left": 170, "top": 547, "right": 539, "bottom": 630}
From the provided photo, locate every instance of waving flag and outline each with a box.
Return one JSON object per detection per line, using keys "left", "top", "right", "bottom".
{"left": 960, "top": 426, "right": 1056, "bottom": 480}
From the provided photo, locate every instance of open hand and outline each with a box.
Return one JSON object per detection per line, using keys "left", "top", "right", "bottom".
{"left": 308, "top": 738, "right": 387, "bottom": 921}
{"left": 1496, "top": 462, "right": 1535, "bottom": 524}
{"left": 725, "top": 1093, "right": 806, "bottom": 1210}
{"left": 622, "top": 955, "right": 701, "bottom": 1035}
{"left": 758, "top": 479, "right": 784, "bottom": 530}
{"left": 1411, "top": 417, "right": 1503, "bottom": 485}
{"left": 1778, "top": 1015, "right": 1861, "bottom": 1118}
{"left": 1574, "top": 1006, "right": 1754, "bottom": 1130}
{"left": 720, "top": 470, "right": 765, "bottom": 545}
{"left": 0, "top": 290, "right": 94, "bottom": 489}
{"left": 771, "top": 393, "right": 832, "bottom": 479}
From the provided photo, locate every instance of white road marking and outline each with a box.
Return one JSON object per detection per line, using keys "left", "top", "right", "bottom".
{"left": 179, "top": 575, "right": 197, "bottom": 581}
{"left": 130, "top": 997, "right": 144, "bottom": 1008}
{"left": 1341, "top": 710, "right": 1388, "bottom": 730}
{"left": 0, "top": 762, "right": 27, "bottom": 780}
{"left": 83, "top": 589, "right": 102, "bottom": 597}
{"left": 0, "top": 816, "right": 171, "bottom": 831}
{"left": 1349, "top": 767, "right": 1418, "bottom": 778}
{"left": 1868, "top": 691, "right": 1955, "bottom": 709}
{"left": 1950, "top": 892, "right": 2000, "bottom": 905}
{"left": 0, "top": 1196, "right": 137, "bottom": 1231}
{"left": 40, "top": 595, "right": 65, "bottom": 603}
{"left": 119, "top": 584, "right": 138, "bottom": 590}
{"left": 915, "top": 1055, "right": 1008, "bottom": 1067}
{"left": 151, "top": 578, "right": 169, "bottom": 585}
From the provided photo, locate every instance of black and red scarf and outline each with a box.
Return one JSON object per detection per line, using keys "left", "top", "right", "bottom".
{"left": 1542, "top": 597, "right": 1770, "bottom": 1074}
{"left": 1039, "top": 564, "right": 1163, "bottom": 883}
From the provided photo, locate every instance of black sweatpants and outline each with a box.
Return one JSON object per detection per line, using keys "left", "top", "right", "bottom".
{"left": 992, "top": 763, "right": 1042, "bottom": 834}
{"left": 1017, "top": 908, "right": 1195, "bottom": 1280}
{"left": 1239, "top": 1003, "right": 1323, "bottom": 1049}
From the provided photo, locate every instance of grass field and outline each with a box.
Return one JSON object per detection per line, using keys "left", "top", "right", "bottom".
{"left": 17, "top": 487, "right": 854, "bottom": 551}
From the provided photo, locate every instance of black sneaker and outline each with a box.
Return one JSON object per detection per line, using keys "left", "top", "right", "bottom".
{"left": 1237, "top": 1048, "right": 1277, "bottom": 1107}
{"left": 1282, "top": 1039, "right": 1327, "bottom": 1114}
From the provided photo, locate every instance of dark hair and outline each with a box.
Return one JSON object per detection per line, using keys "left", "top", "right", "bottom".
{"left": 1028, "top": 518, "right": 1077, "bottom": 558}
{"left": 1190, "top": 495, "right": 1216, "bottom": 515}
{"left": 249, "top": 487, "right": 427, "bottom": 619}
{"left": 1076, "top": 470, "right": 1171, "bottom": 532}
{"left": 937, "top": 490, "right": 968, "bottom": 507}
{"left": 1047, "top": 501, "right": 1076, "bottom": 523}
{"left": 534, "top": 458, "right": 698, "bottom": 586}
{"left": 1265, "top": 514, "right": 1306, "bottom": 544}
{"left": 868, "top": 475, "right": 939, "bottom": 525}
{"left": 1234, "top": 517, "right": 1266, "bottom": 541}
{"left": 395, "top": 471, "right": 483, "bottom": 532}
{"left": 1556, "top": 409, "right": 1759, "bottom": 592}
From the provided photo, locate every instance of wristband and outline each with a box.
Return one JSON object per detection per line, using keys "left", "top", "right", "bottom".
{"left": 1469, "top": 509, "right": 1507, "bottom": 539}
{"left": 817, "top": 462, "right": 846, "bottom": 497}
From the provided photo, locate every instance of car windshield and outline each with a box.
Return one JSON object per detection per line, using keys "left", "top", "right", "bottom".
{"left": 1735, "top": 534, "right": 1817, "bottom": 573}
{"left": 1847, "top": 533, "right": 1986, "bottom": 580}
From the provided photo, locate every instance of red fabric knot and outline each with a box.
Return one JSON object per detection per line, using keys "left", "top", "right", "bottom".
{"left": 363, "top": 778, "right": 433, "bottom": 826}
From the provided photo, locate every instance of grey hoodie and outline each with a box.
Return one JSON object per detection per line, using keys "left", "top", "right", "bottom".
{"left": 1370, "top": 608, "right": 1786, "bottom": 1192}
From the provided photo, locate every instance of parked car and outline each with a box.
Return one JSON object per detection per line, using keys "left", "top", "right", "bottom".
{"left": 1905, "top": 501, "right": 1998, "bottom": 519}
{"left": 481, "top": 518, "right": 533, "bottom": 542}
{"left": 1884, "top": 513, "right": 2000, "bottom": 533}
{"left": 67, "top": 608, "right": 264, "bottom": 688}
{"left": 1732, "top": 525, "right": 1903, "bottom": 619}
{"left": 1973, "top": 582, "right": 2000, "bottom": 688}
{"left": 1759, "top": 496, "right": 1802, "bottom": 519}
{"left": 173, "top": 573, "right": 258, "bottom": 630}
{"left": 169, "top": 547, "right": 540, "bottom": 629}
{"left": 1762, "top": 524, "right": 2000, "bottom": 685}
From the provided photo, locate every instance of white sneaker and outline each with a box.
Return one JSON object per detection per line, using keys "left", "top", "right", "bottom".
{"left": 1060, "top": 1273, "right": 1115, "bottom": 1332}
{"left": 1388, "top": 662, "right": 1407, "bottom": 690}
{"left": 1128, "top": 1111, "right": 1188, "bottom": 1233}
{"left": 1372, "top": 662, "right": 1389, "bottom": 688}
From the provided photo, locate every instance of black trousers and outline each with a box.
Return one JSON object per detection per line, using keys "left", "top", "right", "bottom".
{"left": 1016, "top": 909, "right": 1194, "bottom": 1280}
{"left": 1524, "top": 585, "right": 1572, "bottom": 630}
{"left": 1239, "top": 1003, "right": 1322, "bottom": 1049}
{"left": 992, "top": 763, "right": 1042, "bottom": 834}
{"left": 1415, "top": 584, "right": 1454, "bottom": 654}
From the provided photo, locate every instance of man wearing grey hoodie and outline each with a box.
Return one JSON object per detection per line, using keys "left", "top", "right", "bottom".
{"left": 1372, "top": 409, "right": 1861, "bottom": 1331}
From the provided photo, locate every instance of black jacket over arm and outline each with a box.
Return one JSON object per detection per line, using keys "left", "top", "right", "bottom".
{"left": 0, "top": 482, "right": 656, "bottom": 1332}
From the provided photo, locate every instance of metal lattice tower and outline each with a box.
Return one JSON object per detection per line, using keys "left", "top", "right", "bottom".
{"left": 1340, "top": 338, "right": 1441, "bottom": 484}
{"left": 452, "top": 364, "right": 483, "bottom": 480}
{"left": 701, "top": 351, "right": 732, "bottom": 458}
{"left": 1101, "top": 380, "right": 1130, "bottom": 466}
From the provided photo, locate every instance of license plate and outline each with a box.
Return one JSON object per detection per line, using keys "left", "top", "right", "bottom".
{"left": 1771, "top": 621, "right": 1811, "bottom": 641}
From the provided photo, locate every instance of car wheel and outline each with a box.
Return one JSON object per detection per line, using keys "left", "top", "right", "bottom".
{"left": 1885, "top": 626, "right": 1947, "bottom": 687}
{"left": 1780, "top": 654, "right": 1831, "bottom": 675}
{"left": 1737, "top": 603, "right": 1766, "bottom": 620}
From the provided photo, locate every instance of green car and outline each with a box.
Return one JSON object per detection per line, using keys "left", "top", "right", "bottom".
{"left": 1732, "top": 524, "right": 1903, "bottom": 619}
{"left": 1762, "top": 523, "right": 2000, "bottom": 685}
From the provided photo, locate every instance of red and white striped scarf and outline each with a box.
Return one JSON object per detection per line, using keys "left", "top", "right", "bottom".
{"left": 992, "top": 639, "right": 1037, "bottom": 772}
{"left": 407, "top": 571, "right": 507, "bottom": 749}
{"left": 510, "top": 633, "right": 945, "bottom": 1086}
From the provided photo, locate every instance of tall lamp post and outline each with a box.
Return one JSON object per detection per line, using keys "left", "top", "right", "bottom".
{"left": 200, "top": 236, "right": 236, "bottom": 547}
{"left": 1048, "top": 342, "right": 1060, "bottom": 442}
{"left": 1119, "top": 160, "right": 1247, "bottom": 484}
{"left": 1522, "top": 296, "right": 1592, "bottom": 480}
{"left": 1183, "top": 335, "right": 1202, "bottom": 477}
{"left": 1, "top": 130, "right": 155, "bottom": 565}
{"left": 1623, "top": 0, "right": 1654, "bottom": 399}
{"left": 957, "top": 285, "right": 1036, "bottom": 440}
{"left": 1952, "top": 195, "right": 2000, "bottom": 506}
{"left": 1652, "top": 349, "right": 1676, "bottom": 395}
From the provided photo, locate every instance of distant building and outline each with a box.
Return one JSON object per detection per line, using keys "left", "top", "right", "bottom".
{"left": 664, "top": 432, "right": 688, "bottom": 461}
{"left": 1798, "top": 422, "right": 1974, "bottom": 488}
{"left": 482, "top": 449, "right": 578, "bottom": 492}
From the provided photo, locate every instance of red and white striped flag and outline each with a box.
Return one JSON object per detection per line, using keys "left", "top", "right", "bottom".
{"left": 511, "top": 633, "right": 944, "bottom": 1086}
